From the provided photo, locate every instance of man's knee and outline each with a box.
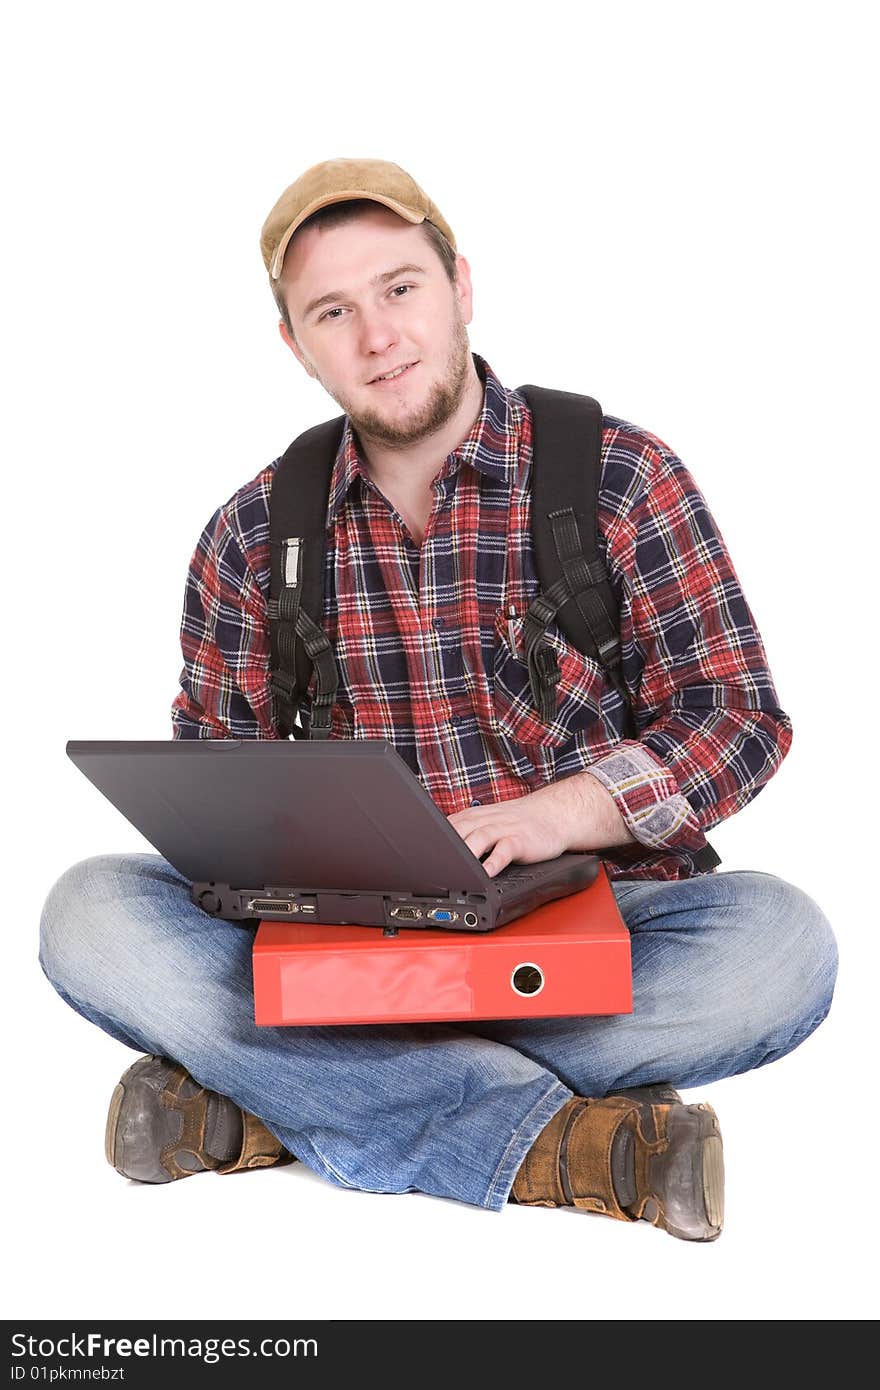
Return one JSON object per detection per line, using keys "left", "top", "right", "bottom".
{"left": 39, "top": 853, "right": 149, "bottom": 994}
{"left": 726, "top": 870, "right": 838, "bottom": 1042}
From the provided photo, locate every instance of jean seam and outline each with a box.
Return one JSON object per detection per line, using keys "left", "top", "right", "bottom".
{"left": 672, "top": 1000, "right": 836, "bottom": 1089}
{"left": 39, "top": 960, "right": 156, "bottom": 1055}
{"left": 753, "top": 1002, "right": 834, "bottom": 1069}
{"left": 302, "top": 1140, "right": 405, "bottom": 1194}
{"left": 484, "top": 1081, "right": 573, "bottom": 1211}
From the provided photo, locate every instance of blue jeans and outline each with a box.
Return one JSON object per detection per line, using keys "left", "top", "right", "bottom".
{"left": 39, "top": 854, "right": 837, "bottom": 1211}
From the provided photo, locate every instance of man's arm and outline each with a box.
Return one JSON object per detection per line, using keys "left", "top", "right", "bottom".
{"left": 171, "top": 495, "right": 278, "bottom": 740}
{"left": 451, "top": 428, "right": 792, "bottom": 875}
{"left": 448, "top": 768, "right": 634, "bottom": 876}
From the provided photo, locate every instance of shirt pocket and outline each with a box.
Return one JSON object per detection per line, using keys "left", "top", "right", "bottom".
{"left": 491, "top": 606, "right": 605, "bottom": 750}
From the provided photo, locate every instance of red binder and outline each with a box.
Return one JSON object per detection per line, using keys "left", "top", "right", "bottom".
{"left": 252, "top": 865, "right": 631, "bottom": 1026}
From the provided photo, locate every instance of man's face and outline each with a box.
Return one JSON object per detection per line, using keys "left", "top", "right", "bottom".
{"left": 277, "top": 205, "right": 476, "bottom": 449}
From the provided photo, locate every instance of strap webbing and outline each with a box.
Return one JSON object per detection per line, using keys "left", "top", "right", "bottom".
{"left": 517, "top": 384, "right": 631, "bottom": 726}
{"left": 268, "top": 415, "right": 346, "bottom": 737}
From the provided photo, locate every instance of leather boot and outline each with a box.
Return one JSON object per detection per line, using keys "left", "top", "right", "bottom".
{"left": 105, "top": 1054, "right": 295, "bottom": 1183}
{"left": 511, "top": 1091, "right": 723, "bottom": 1241}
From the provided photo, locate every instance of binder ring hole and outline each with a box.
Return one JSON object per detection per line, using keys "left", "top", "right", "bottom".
{"left": 511, "top": 963, "right": 545, "bottom": 997}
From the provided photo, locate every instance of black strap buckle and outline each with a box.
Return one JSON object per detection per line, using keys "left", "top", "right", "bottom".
{"left": 597, "top": 635, "right": 622, "bottom": 667}
{"left": 269, "top": 671, "right": 297, "bottom": 701}
{"left": 533, "top": 644, "right": 561, "bottom": 687}
{"left": 528, "top": 641, "right": 562, "bottom": 722}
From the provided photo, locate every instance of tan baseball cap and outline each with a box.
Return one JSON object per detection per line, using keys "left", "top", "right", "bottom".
{"left": 260, "top": 157, "right": 457, "bottom": 282}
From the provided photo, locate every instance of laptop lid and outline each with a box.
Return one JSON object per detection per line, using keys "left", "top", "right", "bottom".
{"left": 65, "top": 739, "right": 599, "bottom": 931}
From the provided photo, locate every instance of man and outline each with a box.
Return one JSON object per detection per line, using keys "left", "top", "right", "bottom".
{"left": 39, "top": 158, "right": 838, "bottom": 1241}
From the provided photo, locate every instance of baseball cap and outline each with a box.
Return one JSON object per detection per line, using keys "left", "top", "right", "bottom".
{"left": 260, "top": 157, "right": 457, "bottom": 282}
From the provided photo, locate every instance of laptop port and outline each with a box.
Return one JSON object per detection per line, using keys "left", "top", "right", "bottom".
{"left": 427, "top": 909, "right": 459, "bottom": 922}
{"left": 463, "top": 912, "right": 479, "bottom": 927}
{"left": 390, "top": 906, "right": 423, "bottom": 920}
{"left": 248, "top": 899, "right": 297, "bottom": 914}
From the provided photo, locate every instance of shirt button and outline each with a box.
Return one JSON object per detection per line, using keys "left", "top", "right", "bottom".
{"left": 432, "top": 617, "right": 445, "bottom": 630}
{"left": 471, "top": 798, "right": 482, "bottom": 807}
{"left": 449, "top": 714, "right": 464, "bottom": 726}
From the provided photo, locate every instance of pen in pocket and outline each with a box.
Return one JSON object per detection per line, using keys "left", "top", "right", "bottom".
{"left": 506, "top": 603, "right": 518, "bottom": 655}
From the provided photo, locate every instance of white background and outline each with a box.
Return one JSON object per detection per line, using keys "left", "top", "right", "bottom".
{"left": 3, "top": 0, "right": 877, "bottom": 1325}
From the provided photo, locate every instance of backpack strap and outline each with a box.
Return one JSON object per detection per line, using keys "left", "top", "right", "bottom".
{"left": 516, "top": 383, "right": 720, "bottom": 873}
{"left": 517, "top": 384, "right": 630, "bottom": 722}
{"left": 268, "top": 415, "right": 346, "bottom": 739}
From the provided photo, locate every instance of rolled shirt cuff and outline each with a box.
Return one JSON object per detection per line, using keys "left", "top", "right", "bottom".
{"left": 584, "top": 741, "right": 709, "bottom": 854}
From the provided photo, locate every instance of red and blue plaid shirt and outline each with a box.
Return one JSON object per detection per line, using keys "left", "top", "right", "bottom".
{"left": 171, "top": 352, "right": 792, "bottom": 880}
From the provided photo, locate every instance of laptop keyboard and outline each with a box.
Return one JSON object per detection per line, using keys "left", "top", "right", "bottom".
{"left": 492, "top": 864, "right": 546, "bottom": 895}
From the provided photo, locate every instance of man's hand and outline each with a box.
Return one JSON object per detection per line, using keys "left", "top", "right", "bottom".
{"left": 447, "top": 771, "right": 636, "bottom": 877}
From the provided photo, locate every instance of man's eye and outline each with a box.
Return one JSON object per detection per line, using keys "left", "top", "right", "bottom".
{"left": 319, "top": 286, "right": 413, "bottom": 323}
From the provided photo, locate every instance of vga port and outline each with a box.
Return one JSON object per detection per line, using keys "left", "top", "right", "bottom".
{"left": 427, "top": 909, "right": 459, "bottom": 922}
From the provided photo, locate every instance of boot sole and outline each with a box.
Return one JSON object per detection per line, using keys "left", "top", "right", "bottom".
{"left": 104, "top": 1055, "right": 191, "bottom": 1183}
{"left": 105, "top": 1082, "right": 124, "bottom": 1169}
{"left": 653, "top": 1103, "right": 724, "bottom": 1242}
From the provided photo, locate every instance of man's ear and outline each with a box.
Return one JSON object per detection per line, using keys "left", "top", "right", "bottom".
{"left": 278, "top": 320, "right": 317, "bottom": 379}
{"left": 454, "top": 253, "right": 474, "bottom": 325}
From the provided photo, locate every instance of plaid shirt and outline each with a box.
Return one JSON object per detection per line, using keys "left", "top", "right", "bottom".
{"left": 172, "top": 352, "right": 792, "bottom": 880}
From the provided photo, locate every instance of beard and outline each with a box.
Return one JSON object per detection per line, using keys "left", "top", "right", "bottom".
{"left": 315, "top": 311, "right": 474, "bottom": 451}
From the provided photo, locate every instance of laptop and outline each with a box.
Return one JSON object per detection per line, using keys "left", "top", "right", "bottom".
{"left": 65, "top": 739, "right": 600, "bottom": 933}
